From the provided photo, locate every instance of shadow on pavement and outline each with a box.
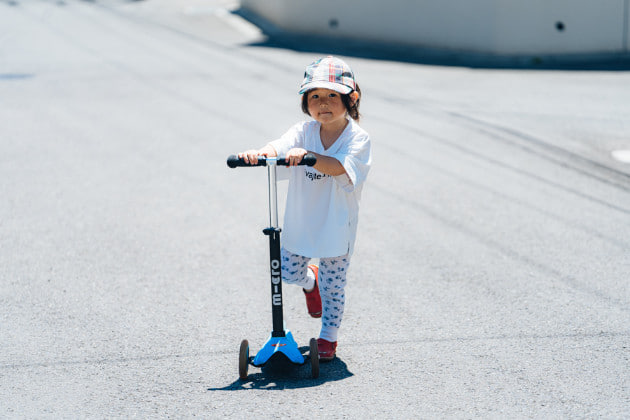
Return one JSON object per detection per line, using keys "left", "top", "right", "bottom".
{"left": 208, "top": 347, "right": 353, "bottom": 391}
{"left": 233, "top": 8, "right": 630, "bottom": 71}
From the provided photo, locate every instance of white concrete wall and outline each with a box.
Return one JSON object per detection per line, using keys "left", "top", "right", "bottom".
{"left": 240, "top": 0, "right": 630, "bottom": 56}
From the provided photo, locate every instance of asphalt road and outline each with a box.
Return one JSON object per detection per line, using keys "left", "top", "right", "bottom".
{"left": 1, "top": 0, "right": 629, "bottom": 417}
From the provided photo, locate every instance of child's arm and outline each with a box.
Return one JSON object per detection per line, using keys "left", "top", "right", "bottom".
{"left": 285, "top": 148, "right": 346, "bottom": 177}
{"left": 238, "top": 144, "right": 278, "bottom": 165}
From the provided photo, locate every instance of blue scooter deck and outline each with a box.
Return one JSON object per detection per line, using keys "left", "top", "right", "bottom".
{"left": 251, "top": 330, "right": 305, "bottom": 367}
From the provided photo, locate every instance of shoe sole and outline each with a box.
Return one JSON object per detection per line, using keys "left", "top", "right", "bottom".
{"left": 319, "top": 354, "right": 336, "bottom": 362}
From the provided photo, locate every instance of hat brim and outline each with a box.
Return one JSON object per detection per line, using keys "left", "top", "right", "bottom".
{"left": 299, "top": 81, "right": 353, "bottom": 95}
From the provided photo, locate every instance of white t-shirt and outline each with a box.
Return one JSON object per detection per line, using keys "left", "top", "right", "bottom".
{"left": 269, "top": 119, "right": 371, "bottom": 258}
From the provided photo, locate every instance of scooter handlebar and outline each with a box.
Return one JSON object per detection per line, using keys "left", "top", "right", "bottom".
{"left": 227, "top": 153, "right": 317, "bottom": 168}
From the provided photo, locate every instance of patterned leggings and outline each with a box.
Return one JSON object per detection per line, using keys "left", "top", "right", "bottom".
{"left": 281, "top": 247, "right": 350, "bottom": 342}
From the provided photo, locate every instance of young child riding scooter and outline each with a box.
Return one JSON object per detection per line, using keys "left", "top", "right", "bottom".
{"left": 238, "top": 56, "right": 372, "bottom": 361}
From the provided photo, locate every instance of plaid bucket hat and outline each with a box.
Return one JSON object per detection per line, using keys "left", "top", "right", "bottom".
{"left": 299, "top": 56, "right": 356, "bottom": 95}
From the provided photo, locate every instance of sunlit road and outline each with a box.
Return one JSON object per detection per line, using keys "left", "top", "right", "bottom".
{"left": 1, "top": 0, "right": 629, "bottom": 417}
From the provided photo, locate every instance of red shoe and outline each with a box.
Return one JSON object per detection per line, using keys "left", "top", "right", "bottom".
{"left": 303, "top": 265, "right": 321, "bottom": 318}
{"left": 317, "top": 338, "right": 337, "bottom": 361}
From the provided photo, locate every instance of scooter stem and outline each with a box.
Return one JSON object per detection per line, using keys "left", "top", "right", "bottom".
{"left": 263, "top": 157, "right": 285, "bottom": 337}
{"left": 267, "top": 157, "right": 279, "bottom": 228}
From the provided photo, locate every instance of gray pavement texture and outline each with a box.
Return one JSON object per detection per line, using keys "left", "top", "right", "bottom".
{"left": 1, "top": 0, "right": 630, "bottom": 418}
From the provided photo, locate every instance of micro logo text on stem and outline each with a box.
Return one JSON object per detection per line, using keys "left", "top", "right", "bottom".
{"left": 271, "top": 259, "right": 282, "bottom": 306}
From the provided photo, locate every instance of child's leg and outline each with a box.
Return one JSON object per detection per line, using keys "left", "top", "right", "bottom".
{"left": 318, "top": 255, "right": 351, "bottom": 342}
{"left": 280, "top": 247, "right": 315, "bottom": 290}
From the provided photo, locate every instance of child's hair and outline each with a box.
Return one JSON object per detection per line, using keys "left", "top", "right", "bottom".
{"left": 301, "top": 84, "right": 362, "bottom": 122}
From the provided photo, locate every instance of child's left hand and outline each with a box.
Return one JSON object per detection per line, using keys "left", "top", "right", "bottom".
{"left": 285, "top": 148, "right": 309, "bottom": 166}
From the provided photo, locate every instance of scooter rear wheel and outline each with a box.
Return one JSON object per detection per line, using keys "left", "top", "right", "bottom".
{"left": 239, "top": 339, "right": 249, "bottom": 380}
{"left": 309, "top": 337, "right": 319, "bottom": 378}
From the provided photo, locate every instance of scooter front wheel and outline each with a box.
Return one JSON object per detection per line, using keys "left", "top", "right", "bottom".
{"left": 239, "top": 339, "right": 249, "bottom": 380}
{"left": 309, "top": 337, "right": 319, "bottom": 378}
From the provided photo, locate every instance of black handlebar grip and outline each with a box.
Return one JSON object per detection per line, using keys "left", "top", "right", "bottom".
{"left": 227, "top": 153, "right": 317, "bottom": 168}
{"left": 226, "top": 155, "right": 266, "bottom": 168}
{"left": 302, "top": 153, "right": 317, "bottom": 167}
{"left": 276, "top": 153, "right": 317, "bottom": 167}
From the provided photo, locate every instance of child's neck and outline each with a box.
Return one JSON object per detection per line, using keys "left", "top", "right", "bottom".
{"left": 320, "top": 119, "right": 349, "bottom": 150}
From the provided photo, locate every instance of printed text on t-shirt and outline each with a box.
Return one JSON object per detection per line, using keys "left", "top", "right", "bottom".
{"left": 305, "top": 169, "right": 331, "bottom": 181}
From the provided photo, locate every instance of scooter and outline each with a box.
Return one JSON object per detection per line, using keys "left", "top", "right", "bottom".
{"left": 227, "top": 153, "right": 320, "bottom": 380}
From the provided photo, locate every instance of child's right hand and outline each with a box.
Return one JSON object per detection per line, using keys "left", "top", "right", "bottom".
{"left": 238, "top": 149, "right": 267, "bottom": 165}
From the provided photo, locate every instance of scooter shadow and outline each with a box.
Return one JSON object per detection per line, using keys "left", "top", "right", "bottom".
{"left": 208, "top": 346, "right": 353, "bottom": 391}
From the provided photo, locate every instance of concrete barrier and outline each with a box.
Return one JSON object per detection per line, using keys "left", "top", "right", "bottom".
{"left": 240, "top": 0, "right": 630, "bottom": 56}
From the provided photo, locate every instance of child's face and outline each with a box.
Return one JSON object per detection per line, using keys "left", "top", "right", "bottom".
{"left": 306, "top": 88, "right": 347, "bottom": 126}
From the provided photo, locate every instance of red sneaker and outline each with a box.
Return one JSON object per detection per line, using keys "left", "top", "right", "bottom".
{"left": 303, "top": 265, "right": 321, "bottom": 318}
{"left": 317, "top": 338, "right": 337, "bottom": 361}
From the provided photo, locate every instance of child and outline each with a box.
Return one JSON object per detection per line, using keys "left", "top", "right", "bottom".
{"left": 238, "top": 56, "right": 371, "bottom": 361}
